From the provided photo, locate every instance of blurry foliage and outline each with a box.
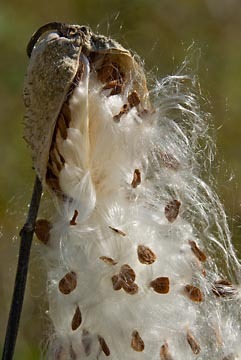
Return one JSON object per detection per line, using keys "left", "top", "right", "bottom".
{"left": 1, "top": 0, "right": 241, "bottom": 358}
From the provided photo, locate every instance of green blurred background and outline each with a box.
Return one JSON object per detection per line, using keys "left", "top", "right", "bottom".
{"left": 1, "top": 0, "right": 241, "bottom": 358}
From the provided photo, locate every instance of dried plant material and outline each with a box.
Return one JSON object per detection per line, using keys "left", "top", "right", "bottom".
{"left": 59, "top": 271, "right": 77, "bottom": 295}
{"left": 131, "top": 169, "right": 141, "bottom": 188}
{"left": 159, "top": 152, "right": 179, "bottom": 170}
{"left": 71, "top": 306, "right": 82, "bottom": 331}
{"left": 128, "top": 91, "right": 141, "bottom": 108}
{"left": 70, "top": 210, "right": 78, "bottom": 225}
{"left": 184, "top": 285, "right": 203, "bottom": 303}
{"left": 82, "top": 329, "right": 92, "bottom": 356}
{"left": 35, "top": 219, "right": 52, "bottom": 245}
{"left": 131, "top": 330, "right": 145, "bottom": 352}
{"left": 98, "top": 335, "right": 110, "bottom": 356}
{"left": 188, "top": 240, "right": 207, "bottom": 262}
{"left": 212, "top": 280, "right": 237, "bottom": 298}
{"left": 109, "top": 226, "right": 126, "bottom": 236}
{"left": 137, "top": 245, "right": 156, "bottom": 264}
{"left": 100, "top": 256, "right": 117, "bottom": 265}
{"left": 160, "top": 342, "right": 173, "bottom": 360}
{"left": 165, "top": 200, "right": 181, "bottom": 223}
{"left": 150, "top": 277, "right": 170, "bottom": 294}
{"left": 186, "top": 330, "right": 201, "bottom": 355}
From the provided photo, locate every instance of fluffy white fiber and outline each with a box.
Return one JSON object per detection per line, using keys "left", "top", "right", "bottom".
{"left": 28, "top": 34, "right": 241, "bottom": 359}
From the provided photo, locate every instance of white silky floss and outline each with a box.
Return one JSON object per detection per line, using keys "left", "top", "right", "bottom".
{"left": 24, "top": 24, "right": 241, "bottom": 360}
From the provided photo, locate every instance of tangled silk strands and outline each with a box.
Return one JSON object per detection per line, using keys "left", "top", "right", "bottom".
{"left": 24, "top": 23, "right": 241, "bottom": 360}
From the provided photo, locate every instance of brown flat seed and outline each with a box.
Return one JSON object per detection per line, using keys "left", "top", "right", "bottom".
{"left": 159, "top": 152, "right": 179, "bottom": 170}
{"left": 119, "top": 264, "right": 136, "bottom": 284}
{"left": 160, "top": 342, "right": 173, "bottom": 360}
{"left": 98, "top": 335, "right": 110, "bottom": 356}
{"left": 186, "top": 330, "right": 201, "bottom": 355}
{"left": 131, "top": 169, "right": 141, "bottom": 188}
{"left": 70, "top": 210, "right": 78, "bottom": 225}
{"left": 35, "top": 219, "right": 52, "bottom": 245}
{"left": 100, "top": 256, "right": 117, "bottom": 265}
{"left": 131, "top": 330, "right": 145, "bottom": 352}
{"left": 150, "top": 277, "right": 170, "bottom": 294}
{"left": 165, "top": 200, "right": 181, "bottom": 223}
{"left": 82, "top": 329, "right": 92, "bottom": 356}
{"left": 112, "top": 275, "right": 122, "bottom": 291}
{"left": 122, "top": 282, "right": 139, "bottom": 295}
{"left": 71, "top": 306, "right": 82, "bottom": 331}
{"left": 184, "top": 285, "right": 203, "bottom": 302}
{"left": 188, "top": 240, "right": 207, "bottom": 262}
{"left": 59, "top": 271, "right": 77, "bottom": 294}
{"left": 137, "top": 245, "right": 156, "bottom": 265}
{"left": 113, "top": 104, "right": 129, "bottom": 122}
{"left": 128, "top": 91, "right": 141, "bottom": 108}
{"left": 212, "top": 280, "right": 237, "bottom": 298}
{"left": 109, "top": 226, "right": 126, "bottom": 236}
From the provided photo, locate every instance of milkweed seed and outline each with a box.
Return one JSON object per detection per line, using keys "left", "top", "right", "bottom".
{"left": 184, "top": 285, "right": 203, "bottom": 302}
{"left": 70, "top": 210, "right": 78, "bottom": 225}
{"left": 82, "top": 329, "right": 92, "bottom": 356}
{"left": 113, "top": 104, "right": 129, "bottom": 122}
{"left": 128, "top": 91, "right": 141, "bottom": 108}
{"left": 131, "top": 330, "right": 145, "bottom": 352}
{"left": 98, "top": 335, "right": 110, "bottom": 356}
{"left": 186, "top": 330, "right": 201, "bottom": 354}
{"left": 150, "top": 277, "right": 170, "bottom": 294}
{"left": 35, "top": 219, "right": 52, "bottom": 245}
{"left": 131, "top": 169, "right": 141, "bottom": 188}
{"left": 137, "top": 245, "right": 156, "bottom": 264}
{"left": 119, "top": 264, "right": 136, "bottom": 284}
{"left": 159, "top": 152, "right": 179, "bottom": 170}
{"left": 160, "top": 342, "right": 173, "bottom": 360}
{"left": 212, "top": 280, "right": 237, "bottom": 298}
{"left": 71, "top": 306, "right": 82, "bottom": 331}
{"left": 188, "top": 240, "right": 207, "bottom": 262}
{"left": 112, "top": 264, "right": 138, "bottom": 294}
{"left": 111, "top": 275, "right": 122, "bottom": 291}
{"left": 59, "top": 271, "right": 77, "bottom": 294}
{"left": 100, "top": 256, "right": 117, "bottom": 265}
{"left": 165, "top": 200, "right": 181, "bottom": 223}
{"left": 122, "top": 282, "right": 139, "bottom": 295}
{"left": 109, "top": 226, "right": 126, "bottom": 236}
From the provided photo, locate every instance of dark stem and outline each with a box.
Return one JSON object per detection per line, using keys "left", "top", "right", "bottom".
{"left": 2, "top": 176, "right": 42, "bottom": 360}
